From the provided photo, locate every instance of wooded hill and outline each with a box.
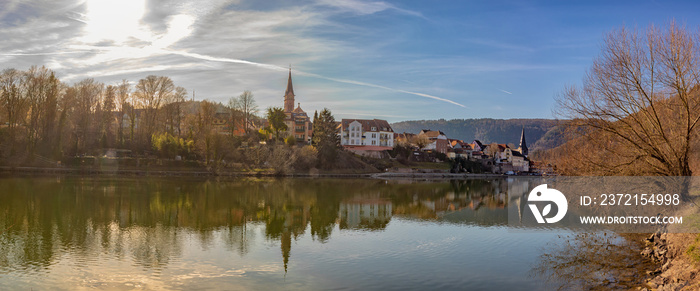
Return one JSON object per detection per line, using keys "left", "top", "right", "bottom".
{"left": 390, "top": 118, "right": 565, "bottom": 151}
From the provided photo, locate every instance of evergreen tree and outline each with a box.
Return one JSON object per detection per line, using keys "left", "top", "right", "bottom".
{"left": 312, "top": 108, "right": 340, "bottom": 168}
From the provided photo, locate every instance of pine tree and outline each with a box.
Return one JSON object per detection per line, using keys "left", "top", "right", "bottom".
{"left": 312, "top": 108, "right": 340, "bottom": 168}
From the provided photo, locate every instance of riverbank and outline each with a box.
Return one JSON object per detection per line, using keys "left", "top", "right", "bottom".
{"left": 640, "top": 232, "right": 700, "bottom": 290}
{"left": 0, "top": 165, "right": 513, "bottom": 179}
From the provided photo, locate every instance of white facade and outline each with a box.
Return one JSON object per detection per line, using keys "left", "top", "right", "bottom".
{"left": 340, "top": 120, "right": 394, "bottom": 147}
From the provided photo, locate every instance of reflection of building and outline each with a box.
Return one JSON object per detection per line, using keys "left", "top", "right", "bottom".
{"left": 339, "top": 198, "right": 392, "bottom": 230}
{"left": 283, "top": 69, "right": 313, "bottom": 143}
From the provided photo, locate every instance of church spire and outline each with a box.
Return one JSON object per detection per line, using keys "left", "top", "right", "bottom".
{"left": 284, "top": 67, "right": 295, "bottom": 112}
{"left": 518, "top": 126, "right": 528, "bottom": 157}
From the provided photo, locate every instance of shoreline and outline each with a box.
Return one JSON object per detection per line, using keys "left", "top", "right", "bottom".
{"left": 0, "top": 166, "right": 511, "bottom": 179}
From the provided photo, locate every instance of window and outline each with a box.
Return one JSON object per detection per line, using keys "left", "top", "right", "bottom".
{"left": 372, "top": 133, "right": 376, "bottom": 138}
{"left": 372, "top": 140, "right": 376, "bottom": 145}
{"left": 371, "top": 127, "right": 376, "bottom": 131}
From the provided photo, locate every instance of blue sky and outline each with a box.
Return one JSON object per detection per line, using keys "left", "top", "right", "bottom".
{"left": 2, "top": 0, "right": 700, "bottom": 122}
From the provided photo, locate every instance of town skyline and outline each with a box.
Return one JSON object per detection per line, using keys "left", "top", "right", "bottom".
{"left": 4, "top": 0, "right": 700, "bottom": 122}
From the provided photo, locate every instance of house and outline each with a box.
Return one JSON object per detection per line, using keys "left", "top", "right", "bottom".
{"left": 509, "top": 150, "right": 530, "bottom": 172}
{"left": 471, "top": 140, "right": 486, "bottom": 152}
{"left": 339, "top": 119, "right": 394, "bottom": 147}
{"left": 282, "top": 69, "right": 313, "bottom": 143}
{"left": 339, "top": 119, "right": 394, "bottom": 158}
{"left": 447, "top": 139, "right": 473, "bottom": 159}
{"left": 418, "top": 129, "right": 449, "bottom": 154}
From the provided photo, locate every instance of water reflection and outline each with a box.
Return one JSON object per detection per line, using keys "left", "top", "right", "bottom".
{"left": 0, "top": 176, "right": 586, "bottom": 290}
{"left": 531, "top": 232, "right": 655, "bottom": 290}
{"left": 0, "top": 177, "right": 526, "bottom": 272}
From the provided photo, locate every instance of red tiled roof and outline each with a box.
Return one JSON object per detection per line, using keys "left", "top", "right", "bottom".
{"left": 340, "top": 119, "right": 393, "bottom": 132}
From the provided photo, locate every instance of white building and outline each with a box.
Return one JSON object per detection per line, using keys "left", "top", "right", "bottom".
{"left": 339, "top": 119, "right": 394, "bottom": 148}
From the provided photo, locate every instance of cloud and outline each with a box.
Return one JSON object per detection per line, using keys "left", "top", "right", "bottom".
{"left": 171, "top": 50, "right": 466, "bottom": 107}
{"left": 498, "top": 89, "right": 513, "bottom": 95}
{"left": 314, "top": 0, "right": 425, "bottom": 18}
{"left": 0, "top": 0, "right": 467, "bottom": 120}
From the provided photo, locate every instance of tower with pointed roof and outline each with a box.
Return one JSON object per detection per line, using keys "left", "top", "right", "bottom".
{"left": 284, "top": 68, "right": 295, "bottom": 113}
{"left": 518, "top": 127, "right": 528, "bottom": 157}
{"left": 279, "top": 68, "right": 312, "bottom": 144}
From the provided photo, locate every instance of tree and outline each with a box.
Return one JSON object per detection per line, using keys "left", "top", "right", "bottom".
{"left": 555, "top": 22, "right": 700, "bottom": 176}
{"left": 312, "top": 108, "right": 340, "bottom": 168}
{"left": 134, "top": 75, "right": 174, "bottom": 146}
{"left": 196, "top": 100, "right": 217, "bottom": 165}
{"left": 411, "top": 134, "right": 430, "bottom": 151}
{"left": 230, "top": 90, "right": 258, "bottom": 135}
{"left": 0, "top": 68, "right": 28, "bottom": 155}
{"left": 267, "top": 106, "right": 287, "bottom": 141}
{"left": 24, "top": 66, "right": 60, "bottom": 157}
{"left": 163, "top": 86, "right": 186, "bottom": 137}
{"left": 72, "top": 78, "right": 103, "bottom": 155}
{"left": 115, "top": 80, "right": 131, "bottom": 146}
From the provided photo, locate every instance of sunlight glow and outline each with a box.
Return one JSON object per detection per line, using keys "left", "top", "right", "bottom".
{"left": 83, "top": 0, "right": 147, "bottom": 43}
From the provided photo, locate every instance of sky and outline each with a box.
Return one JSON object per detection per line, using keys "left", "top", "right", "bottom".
{"left": 2, "top": 0, "right": 700, "bottom": 122}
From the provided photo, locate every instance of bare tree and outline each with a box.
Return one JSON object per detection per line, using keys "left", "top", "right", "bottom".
{"left": 100, "top": 85, "right": 116, "bottom": 148}
{"left": 230, "top": 90, "right": 258, "bottom": 135}
{"left": 0, "top": 69, "right": 27, "bottom": 131}
{"left": 134, "top": 75, "right": 174, "bottom": 145}
{"left": 24, "top": 66, "right": 60, "bottom": 156}
{"left": 0, "top": 68, "right": 28, "bottom": 156}
{"left": 197, "top": 100, "right": 217, "bottom": 165}
{"left": 411, "top": 134, "right": 430, "bottom": 151}
{"left": 116, "top": 80, "right": 131, "bottom": 146}
{"left": 72, "top": 78, "right": 104, "bottom": 154}
{"left": 555, "top": 22, "right": 700, "bottom": 176}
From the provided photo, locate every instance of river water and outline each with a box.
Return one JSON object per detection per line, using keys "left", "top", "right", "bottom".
{"left": 0, "top": 176, "right": 649, "bottom": 290}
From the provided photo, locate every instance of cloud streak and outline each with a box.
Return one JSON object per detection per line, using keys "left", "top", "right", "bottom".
{"left": 171, "top": 50, "right": 466, "bottom": 107}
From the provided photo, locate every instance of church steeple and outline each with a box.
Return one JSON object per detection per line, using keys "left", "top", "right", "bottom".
{"left": 284, "top": 67, "right": 295, "bottom": 113}
{"left": 518, "top": 126, "right": 528, "bottom": 157}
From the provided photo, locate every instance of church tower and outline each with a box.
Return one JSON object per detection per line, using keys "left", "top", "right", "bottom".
{"left": 518, "top": 126, "right": 528, "bottom": 157}
{"left": 284, "top": 68, "right": 295, "bottom": 113}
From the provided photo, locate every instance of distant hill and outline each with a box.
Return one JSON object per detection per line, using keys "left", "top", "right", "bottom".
{"left": 391, "top": 119, "right": 565, "bottom": 151}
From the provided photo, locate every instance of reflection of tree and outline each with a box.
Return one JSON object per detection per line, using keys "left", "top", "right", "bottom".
{"left": 0, "top": 177, "right": 532, "bottom": 275}
{"left": 532, "top": 232, "right": 654, "bottom": 290}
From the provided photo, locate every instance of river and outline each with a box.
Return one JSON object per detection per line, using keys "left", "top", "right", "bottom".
{"left": 0, "top": 176, "right": 651, "bottom": 290}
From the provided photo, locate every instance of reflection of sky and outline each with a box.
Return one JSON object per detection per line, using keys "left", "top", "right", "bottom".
{"left": 0, "top": 220, "right": 567, "bottom": 290}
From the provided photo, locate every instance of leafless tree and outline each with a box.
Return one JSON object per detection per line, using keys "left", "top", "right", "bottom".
{"left": 134, "top": 75, "right": 174, "bottom": 145}
{"left": 0, "top": 69, "right": 27, "bottom": 130}
{"left": 411, "top": 134, "right": 430, "bottom": 151}
{"left": 72, "top": 78, "right": 104, "bottom": 154}
{"left": 555, "top": 22, "right": 700, "bottom": 176}
{"left": 116, "top": 80, "right": 131, "bottom": 146}
{"left": 229, "top": 90, "right": 258, "bottom": 135}
{"left": 23, "top": 66, "right": 60, "bottom": 156}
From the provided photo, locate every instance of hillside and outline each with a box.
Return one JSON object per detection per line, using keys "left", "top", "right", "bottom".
{"left": 391, "top": 119, "right": 565, "bottom": 151}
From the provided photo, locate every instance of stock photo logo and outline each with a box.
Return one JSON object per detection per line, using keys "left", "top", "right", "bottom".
{"left": 528, "top": 184, "right": 568, "bottom": 224}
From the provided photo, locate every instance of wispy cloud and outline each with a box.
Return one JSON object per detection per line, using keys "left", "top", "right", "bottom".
{"left": 315, "top": 0, "right": 425, "bottom": 18}
{"left": 171, "top": 50, "right": 466, "bottom": 107}
{"left": 498, "top": 89, "right": 512, "bottom": 95}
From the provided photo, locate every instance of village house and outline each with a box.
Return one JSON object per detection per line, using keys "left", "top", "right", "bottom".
{"left": 339, "top": 119, "right": 394, "bottom": 147}
{"left": 339, "top": 119, "right": 394, "bottom": 158}
{"left": 447, "top": 139, "right": 473, "bottom": 159}
{"left": 418, "top": 129, "right": 449, "bottom": 154}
